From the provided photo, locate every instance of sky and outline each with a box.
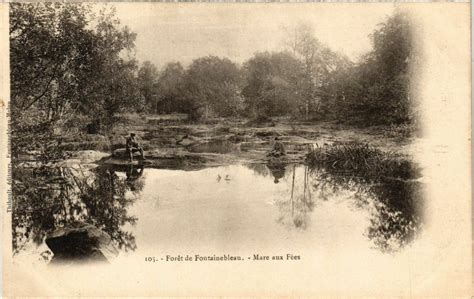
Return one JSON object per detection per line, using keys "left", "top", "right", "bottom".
{"left": 112, "top": 3, "right": 396, "bottom": 69}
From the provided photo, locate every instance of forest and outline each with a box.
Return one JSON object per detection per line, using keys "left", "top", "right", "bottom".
{"left": 10, "top": 3, "right": 416, "bottom": 158}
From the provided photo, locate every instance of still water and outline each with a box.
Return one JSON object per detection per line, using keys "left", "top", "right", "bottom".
{"left": 12, "top": 161, "right": 423, "bottom": 264}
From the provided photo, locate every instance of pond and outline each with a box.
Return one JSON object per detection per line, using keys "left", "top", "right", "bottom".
{"left": 12, "top": 160, "right": 424, "bottom": 265}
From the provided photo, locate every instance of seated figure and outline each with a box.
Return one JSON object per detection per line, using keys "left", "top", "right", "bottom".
{"left": 126, "top": 133, "right": 144, "bottom": 162}
{"left": 267, "top": 137, "right": 286, "bottom": 158}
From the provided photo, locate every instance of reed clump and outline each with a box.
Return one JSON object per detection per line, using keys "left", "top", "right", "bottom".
{"left": 306, "top": 142, "right": 420, "bottom": 181}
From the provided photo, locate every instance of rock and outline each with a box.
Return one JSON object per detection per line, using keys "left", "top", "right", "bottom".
{"left": 71, "top": 150, "right": 110, "bottom": 164}
{"left": 228, "top": 134, "right": 246, "bottom": 142}
{"left": 103, "top": 158, "right": 146, "bottom": 166}
{"left": 215, "top": 127, "right": 231, "bottom": 134}
{"left": 188, "top": 140, "right": 237, "bottom": 154}
{"left": 176, "top": 135, "right": 200, "bottom": 146}
{"left": 178, "top": 138, "right": 195, "bottom": 146}
{"left": 255, "top": 131, "right": 277, "bottom": 138}
{"left": 56, "top": 159, "right": 82, "bottom": 167}
{"left": 46, "top": 223, "right": 118, "bottom": 264}
{"left": 112, "top": 148, "right": 142, "bottom": 159}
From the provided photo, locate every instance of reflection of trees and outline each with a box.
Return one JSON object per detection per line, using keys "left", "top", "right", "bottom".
{"left": 244, "top": 162, "right": 288, "bottom": 183}
{"left": 13, "top": 166, "right": 76, "bottom": 254}
{"left": 77, "top": 166, "right": 142, "bottom": 251}
{"left": 275, "top": 165, "right": 315, "bottom": 230}
{"left": 245, "top": 163, "right": 271, "bottom": 178}
{"left": 366, "top": 179, "right": 423, "bottom": 252}
{"left": 246, "top": 160, "right": 423, "bottom": 252}
{"left": 309, "top": 166, "right": 423, "bottom": 253}
{"left": 12, "top": 164, "right": 141, "bottom": 254}
{"left": 245, "top": 163, "right": 315, "bottom": 229}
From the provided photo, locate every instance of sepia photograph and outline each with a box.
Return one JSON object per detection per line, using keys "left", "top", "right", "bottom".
{"left": 1, "top": 2, "right": 471, "bottom": 297}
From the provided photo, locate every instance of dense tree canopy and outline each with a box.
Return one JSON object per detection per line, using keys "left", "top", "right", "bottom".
{"left": 137, "top": 61, "right": 159, "bottom": 113}
{"left": 283, "top": 23, "right": 352, "bottom": 118}
{"left": 242, "top": 51, "right": 304, "bottom": 118}
{"left": 11, "top": 3, "right": 138, "bottom": 125}
{"left": 11, "top": 3, "right": 95, "bottom": 119}
{"left": 11, "top": 3, "right": 415, "bottom": 132}
{"left": 181, "top": 56, "right": 244, "bottom": 119}
{"left": 10, "top": 3, "right": 140, "bottom": 158}
{"left": 155, "top": 62, "right": 186, "bottom": 114}
{"left": 333, "top": 12, "right": 414, "bottom": 125}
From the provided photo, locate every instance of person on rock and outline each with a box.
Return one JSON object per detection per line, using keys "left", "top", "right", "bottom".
{"left": 268, "top": 136, "right": 286, "bottom": 158}
{"left": 126, "top": 133, "right": 144, "bottom": 162}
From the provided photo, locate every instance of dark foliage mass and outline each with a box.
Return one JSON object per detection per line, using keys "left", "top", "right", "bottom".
{"left": 10, "top": 3, "right": 139, "bottom": 127}
{"left": 330, "top": 13, "right": 415, "bottom": 125}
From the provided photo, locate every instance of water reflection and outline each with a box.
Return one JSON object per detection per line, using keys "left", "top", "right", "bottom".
{"left": 116, "top": 164, "right": 145, "bottom": 193}
{"left": 366, "top": 179, "right": 423, "bottom": 252}
{"left": 310, "top": 164, "right": 423, "bottom": 252}
{"left": 246, "top": 162, "right": 424, "bottom": 253}
{"left": 245, "top": 163, "right": 272, "bottom": 178}
{"left": 246, "top": 162, "right": 287, "bottom": 184}
{"left": 266, "top": 163, "right": 287, "bottom": 184}
{"left": 12, "top": 164, "right": 143, "bottom": 255}
{"left": 272, "top": 165, "right": 315, "bottom": 230}
{"left": 12, "top": 159, "right": 423, "bottom": 261}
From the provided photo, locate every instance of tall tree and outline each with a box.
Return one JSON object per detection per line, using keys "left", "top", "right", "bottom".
{"left": 10, "top": 3, "right": 94, "bottom": 120}
{"left": 137, "top": 61, "right": 159, "bottom": 113}
{"left": 182, "top": 56, "right": 243, "bottom": 120}
{"left": 283, "top": 22, "right": 351, "bottom": 118}
{"left": 338, "top": 12, "right": 413, "bottom": 125}
{"left": 242, "top": 51, "right": 305, "bottom": 118}
{"left": 156, "top": 62, "right": 186, "bottom": 114}
{"left": 10, "top": 3, "right": 139, "bottom": 134}
{"left": 76, "top": 5, "right": 139, "bottom": 128}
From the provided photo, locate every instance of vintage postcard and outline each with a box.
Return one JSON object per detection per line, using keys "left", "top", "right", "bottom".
{"left": 0, "top": 2, "right": 471, "bottom": 297}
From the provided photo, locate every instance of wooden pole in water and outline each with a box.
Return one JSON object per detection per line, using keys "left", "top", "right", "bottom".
{"left": 306, "top": 165, "right": 311, "bottom": 203}
{"left": 303, "top": 165, "right": 307, "bottom": 203}
{"left": 291, "top": 165, "right": 295, "bottom": 217}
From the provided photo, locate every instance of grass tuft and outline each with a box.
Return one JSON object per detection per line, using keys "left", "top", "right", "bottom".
{"left": 306, "top": 142, "right": 421, "bottom": 181}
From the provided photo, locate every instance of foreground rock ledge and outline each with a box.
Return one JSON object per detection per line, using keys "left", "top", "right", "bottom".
{"left": 46, "top": 223, "right": 118, "bottom": 264}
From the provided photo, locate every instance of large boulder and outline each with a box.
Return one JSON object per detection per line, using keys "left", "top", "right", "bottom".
{"left": 46, "top": 223, "right": 118, "bottom": 264}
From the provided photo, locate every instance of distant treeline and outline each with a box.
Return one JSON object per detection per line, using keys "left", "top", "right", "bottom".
{"left": 11, "top": 3, "right": 416, "bottom": 134}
